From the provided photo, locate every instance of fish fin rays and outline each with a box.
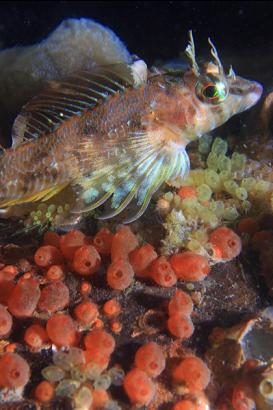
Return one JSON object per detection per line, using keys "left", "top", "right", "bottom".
{"left": 0, "top": 182, "right": 69, "bottom": 208}
{"left": 12, "top": 62, "right": 137, "bottom": 147}
{"left": 70, "top": 131, "right": 190, "bottom": 222}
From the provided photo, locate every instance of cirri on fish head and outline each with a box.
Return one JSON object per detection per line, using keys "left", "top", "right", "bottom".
{"left": 0, "top": 30, "right": 263, "bottom": 226}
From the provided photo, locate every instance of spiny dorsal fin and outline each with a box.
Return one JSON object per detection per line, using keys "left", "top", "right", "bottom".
{"left": 12, "top": 61, "right": 145, "bottom": 147}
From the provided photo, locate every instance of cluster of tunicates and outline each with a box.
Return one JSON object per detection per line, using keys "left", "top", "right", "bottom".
{"left": 24, "top": 202, "right": 71, "bottom": 228}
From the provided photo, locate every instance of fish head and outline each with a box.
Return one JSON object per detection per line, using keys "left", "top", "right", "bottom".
{"left": 182, "top": 32, "right": 263, "bottom": 137}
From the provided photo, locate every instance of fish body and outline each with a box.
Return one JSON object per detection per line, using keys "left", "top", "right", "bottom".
{"left": 0, "top": 34, "right": 263, "bottom": 224}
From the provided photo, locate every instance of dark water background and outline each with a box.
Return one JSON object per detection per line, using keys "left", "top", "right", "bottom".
{"left": 0, "top": 1, "right": 272, "bottom": 66}
{"left": 0, "top": 1, "right": 272, "bottom": 142}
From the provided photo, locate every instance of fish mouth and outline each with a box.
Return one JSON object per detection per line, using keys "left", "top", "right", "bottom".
{"left": 246, "top": 81, "right": 263, "bottom": 108}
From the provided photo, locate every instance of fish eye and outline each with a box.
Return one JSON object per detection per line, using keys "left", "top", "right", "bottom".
{"left": 196, "top": 77, "right": 228, "bottom": 104}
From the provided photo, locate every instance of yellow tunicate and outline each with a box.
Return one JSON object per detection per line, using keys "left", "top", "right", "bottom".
{"left": 163, "top": 192, "right": 174, "bottom": 202}
{"left": 217, "top": 154, "right": 232, "bottom": 172}
{"left": 254, "top": 180, "right": 271, "bottom": 194}
{"left": 224, "top": 180, "right": 239, "bottom": 196}
{"left": 191, "top": 170, "right": 206, "bottom": 186}
{"left": 207, "top": 152, "right": 219, "bottom": 171}
{"left": 205, "top": 169, "right": 220, "bottom": 191}
{"left": 187, "top": 239, "right": 201, "bottom": 252}
{"left": 231, "top": 152, "right": 247, "bottom": 171}
{"left": 181, "top": 175, "right": 195, "bottom": 186}
{"left": 210, "top": 200, "right": 225, "bottom": 217}
{"left": 211, "top": 137, "right": 228, "bottom": 155}
{"left": 48, "top": 204, "right": 56, "bottom": 213}
{"left": 199, "top": 207, "right": 218, "bottom": 226}
{"left": 235, "top": 187, "right": 248, "bottom": 201}
{"left": 192, "top": 229, "right": 208, "bottom": 244}
{"left": 241, "top": 200, "right": 251, "bottom": 212}
{"left": 219, "top": 170, "right": 231, "bottom": 182}
{"left": 223, "top": 206, "right": 239, "bottom": 221}
{"left": 197, "top": 184, "right": 212, "bottom": 201}
{"left": 241, "top": 177, "right": 256, "bottom": 192}
{"left": 173, "top": 194, "right": 181, "bottom": 208}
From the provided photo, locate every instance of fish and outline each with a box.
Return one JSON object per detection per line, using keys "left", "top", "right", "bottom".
{"left": 0, "top": 31, "right": 263, "bottom": 226}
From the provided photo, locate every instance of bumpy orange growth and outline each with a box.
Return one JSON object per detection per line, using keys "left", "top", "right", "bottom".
{"left": 0, "top": 304, "right": 12, "bottom": 337}
{"left": 111, "top": 226, "right": 139, "bottom": 261}
{"left": 80, "top": 281, "right": 92, "bottom": 295}
{"left": 73, "top": 245, "right": 101, "bottom": 276}
{"left": 135, "top": 342, "right": 166, "bottom": 378}
{"left": 74, "top": 300, "right": 98, "bottom": 325}
{"left": 172, "top": 356, "right": 211, "bottom": 392}
{"left": 45, "top": 265, "right": 65, "bottom": 281}
{"left": 43, "top": 231, "right": 61, "bottom": 249}
{"left": 24, "top": 324, "right": 48, "bottom": 349}
{"left": 84, "top": 329, "right": 115, "bottom": 356}
{"left": 38, "top": 281, "right": 70, "bottom": 313}
{"left": 60, "top": 229, "right": 87, "bottom": 260}
{"left": 34, "top": 245, "right": 63, "bottom": 267}
{"left": 238, "top": 217, "right": 259, "bottom": 236}
{"left": 168, "top": 290, "right": 193, "bottom": 317}
{"left": 178, "top": 186, "right": 197, "bottom": 199}
{"left": 107, "top": 259, "right": 134, "bottom": 290}
{"left": 170, "top": 252, "right": 210, "bottom": 281}
{"left": 8, "top": 276, "right": 41, "bottom": 318}
{"left": 123, "top": 368, "right": 155, "bottom": 406}
{"left": 34, "top": 380, "right": 55, "bottom": 402}
{"left": 93, "top": 227, "right": 114, "bottom": 255}
{"left": 92, "top": 388, "right": 110, "bottom": 409}
{"left": 103, "top": 298, "right": 121, "bottom": 317}
{"left": 46, "top": 314, "right": 78, "bottom": 347}
{"left": 129, "top": 244, "right": 158, "bottom": 277}
{"left": 0, "top": 353, "right": 30, "bottom": 388}
{"left": 150, "top": 256, "right": 177, "bottom": 287}
{"left": 209, "top": 227, "right": 242, "bottom": 261}
{"left": 173, "top": 400, "right": 197, "bottom": 410}
{"left": 167, "top": 313, "right": 194, "bottom": 339}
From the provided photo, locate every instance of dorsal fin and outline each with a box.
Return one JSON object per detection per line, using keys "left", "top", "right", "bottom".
{"left": 12, "top": 62, "right": 140, "bottom": 147}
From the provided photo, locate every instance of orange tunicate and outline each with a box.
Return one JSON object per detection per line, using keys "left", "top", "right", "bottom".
{"left": 208, "top": 227, "right": 242, "bottom": 261}
{"left": 46, "top": 314, "right": 78, "bottom": 347}
{"left": 24, "top": 324, "right": 48, "bottom": 349}
{"left": 73, "top": 245, "right": 101, "bottom": 276}
{"left": 43, "top": 231, "right": 61, "bottom": 249}
{"left": 45, "top": 265, "right": 65, "bottom": 281}
{"left": 84, "top": 349, "right": 110, "bottom": 371}
{"left": 173, "top": 396, "right": 209, "bottom": 410}
{"left": 178, "top": 186, "right": 197, "bottom": 199}
{"left": 111, "top": 320, "right": 122, "bottom": 333}
{"left": 251, "top": 230, "right": 273, "bottom": 251}
{"left": 107, "top": 259, "right": 134, "bottom": 290}
{"left": 0, "top": 304, "right": 12, "bottom": 337}
{"left": 173, "top": 400, "right": 197, "bottom": 410}
{"left": 92, "top": 388, "right": 110, "bottom": 409}
{"left": 111, "top": 226, "right": 139, "bottom": 262}
{"left": 103, "top": 298, "right": 121, "bottom": 317}
{"left": 232, "top": 383, "right": 256, "bottom": 410}
{"left": 170, "top": 252, "right": 210, "bottom": 281}
{"left": 74, "top": 300, "right": 98, "bottom": 325}
{"left": 123, "top": 368, "right": 155, "bottom": 406}
{"left": 93, "top": 227, "right": 114, "bottom": 255}
{"left": 34, "top": 380, "right": 55, "bottom": 402}
{"left": 150, "top": 256, "right": 177, "bottom": 287}
{"left": 8, "top": 276, "right": 41, "bottom": 318}
{"left": 0, "top": 265, "right": 18, "bottom": 279}
{"left": 172, "top": 356, "right": 211, "bottom": 392}
{"left": 84, "top": 329, "right": 115, "bottom": 356}
{"left": 135, "top": 342, "right": 166, "bottom": 378}
{"left": 80, "top": 281, "right": 92, "bottom": 295}
{"left": 60, "top": 229, "right": 87, "bottom": 260}
{"left": 129, "top": 244, "right": 158, "bottom": 277}
{"left": 168, "top": 290, "right": 193, "bottom": 317}
{"left": 0, "top": 352, "right": 30, "bottom": 388}
{"left": 167, "top": 313, "right": 194, "bottom": 339}
{"left": 238, "top": 217, "right": 259, "bottom": 236}
{"left": 38, "top": 281, "right": 70, "bottom": 313}
{"left": 0, "top": 266, "right": 18, "bottom": 305}
{"left": 34, "top": 245, "right": 63, "bottom": 267}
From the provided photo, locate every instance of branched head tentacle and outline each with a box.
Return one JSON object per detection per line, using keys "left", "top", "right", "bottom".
{"left": 208, "top": 37, "right": 224, "bottom": 75}
{"left": 185, "top": 30, "right": 200, "bottom": 77}
{"left": 228, "top": 65, "right": 236, "bottom": 79}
